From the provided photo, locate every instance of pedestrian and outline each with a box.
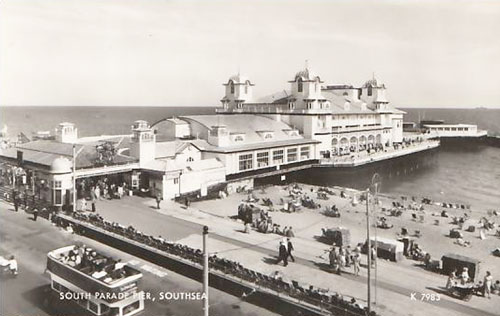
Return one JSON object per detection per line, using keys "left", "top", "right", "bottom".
{"left": 24, "top": 191, "right": 28, "bottom": 209}
{"left": 33, "top": 207, "right": 39, "bottom": 221}
{"left": 276, "top": 241, "right": 288, "bottom": 266}
{"left": 483, "top": 271, "right": 493, "bottom": 298}
{"left": 287, "top": 238, "right": 295, "bottom": 262}
{"left": 370, "top": 245, "right": 377, "bottom": 268}
{"left": 90, "top": 187, "right": 97, "bottom": 212}
{"left": 243, "top": 222, "right": 251, "bottom": 234}
{"left": 155, "top": 193, "right": 162, "bottom": 209}
{"left": 353, "top": 252, "right": 361, "bottom": 276}
{"left": 13, "top": 195, "right": 19, "bottom": 212}
{"left": 286, "top": 226, "right": 295, "bottom": 237}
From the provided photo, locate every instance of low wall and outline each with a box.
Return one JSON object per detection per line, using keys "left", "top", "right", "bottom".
{"left": 58, "top": 215, "right": 350, "bottom": 316}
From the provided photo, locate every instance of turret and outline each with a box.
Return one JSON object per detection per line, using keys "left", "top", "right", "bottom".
{"left": 55, "top": 122, "right": 78, "bottom": 143}
{"left": 129, "top": 120, "right": 156, "bottom": 165}
{"left": 221, "top": 74, "right": 254, "bottom": 109}
{"left": 288, "top": 67, "right": 328, "bottom": 110}
{"left": 360, "top": 77, "right": 389, "bottom": 111}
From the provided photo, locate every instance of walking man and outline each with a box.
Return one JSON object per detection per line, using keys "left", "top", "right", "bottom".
{"left": 155, "top": 192, "right": 162, "bottom": 209}
{"left": 483, "top": 271, "right": 493, "bottom": 298}
{"left": 371, "top": 245, "right": 377, "bottom": 268}
{"left": 287, "top": 238, "right": 295, "bottom": 262}
{"left": 353, "top": 252, "right": 361, "bottom": 276}
{"left": 276, "top": 241, "right": 288, "bottom": 267}
{"left": 33, "top": 207, "right": 39, "bottom": 221}
{"left": 13, "top": 194, "right": 19, "bottom": 212}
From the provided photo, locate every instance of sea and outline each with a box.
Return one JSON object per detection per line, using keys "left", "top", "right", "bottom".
{"left": 1, "top": 106, "right": 499, "bottom": 210}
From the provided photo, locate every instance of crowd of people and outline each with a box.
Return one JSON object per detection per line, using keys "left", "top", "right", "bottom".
{"left": 57, "top": 212, "right": 375, "bottom": 316}
{"left": 54, "top": 245, "right": 129, "bottom": 282}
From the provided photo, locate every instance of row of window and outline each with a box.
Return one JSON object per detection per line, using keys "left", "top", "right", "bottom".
{"left": 238, "top": 146, "right": 310, "bottom": 171}
{"left": 52, "top": 280, "right": 104, "bottom": 315}
{"left": 432, "top": 127, "right": 469, "bottom": 132}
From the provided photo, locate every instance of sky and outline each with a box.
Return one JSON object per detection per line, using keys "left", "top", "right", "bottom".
{"left": 1, "top": 0, "right": 499, "bottom": 108}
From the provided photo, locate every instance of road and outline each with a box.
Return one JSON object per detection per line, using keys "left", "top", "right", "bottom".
{"left": 91, "top": 196, "right": 499, "bottom": 316}
{"left": 0, "top": 202, "right": 277, "bottom": 316}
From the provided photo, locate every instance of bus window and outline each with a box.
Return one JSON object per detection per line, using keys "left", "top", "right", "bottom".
{"left": 100, "top": 304, "right": 110, "bottom": 314}
{"left": 123, "top": 301, "right": 140, "bottom": 315}
{"left": 108, "top": 307, "right": 120, "bottom": 316}
{"left": 89, "top": 301, "right": 99, "bottom": 314}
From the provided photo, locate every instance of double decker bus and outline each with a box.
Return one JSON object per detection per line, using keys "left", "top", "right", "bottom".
{"left": 46, "top": 245, "right": 144, "bottom": 316}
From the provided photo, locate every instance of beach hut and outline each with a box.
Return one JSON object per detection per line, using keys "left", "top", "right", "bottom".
{"left": 441, "top": 253, "right": 481, "bottom": 281}
{"left": 321, "top": 227, "right": 351, "bottom": 247}
{"left": 364, "top": 237, "right": 404, "bottom": 262}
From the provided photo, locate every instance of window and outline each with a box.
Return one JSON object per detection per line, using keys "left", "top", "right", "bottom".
{"left": 273, "top": 150, "right": 284, "bottom": 164}
{"left": 297, "top": 78, "right": 303, "bottom": 92}
{"left": 239, "top": 154, "right": 253, "bottom": 171}
{"left": 77, "top": 296, "right": 88, "bottom": 308}
{"left": 174, "top": 178, "right": 179, "bottom": 184}
{"left": 52, "top": 280, "right": 62, "bottom": 292}
{"left": 123, "top": 301, "right": 140, "bottom": 315}
{"left": 245, "top": 83, "right": 249, "bottom": 94}
{"left": 186, "top": 157, "right": 194, "bottom": 162}
{"left": 230, "top": 81, "right": 234, "bottom": 94}
{"left": 368, "top": 85, "right": 372, "bottom": 96}
{"left": 54, "top": 181, "right": 62, "bottom": 188}
{"left": 288, "top": 102, "right": 295, "bottom": 110}
{"left": 234, "top": 135, "right": 244, "bottom": 142}
{"left": 264, "top": 133, "right": 273, "bottom": 140}
{"left": 300, "top": 146, "right": 310, "bottom": 160}
{"left": 89, "top": 301, "right": 99, "bottom": 314}
{"left": 315, "top": 83, "right": 318, "bottom": 92}
{"left": 287, "top": 148, "right": 298, "bottom": 162}
{"left": 257, "top": 151, "right": 269, "bottom": 168}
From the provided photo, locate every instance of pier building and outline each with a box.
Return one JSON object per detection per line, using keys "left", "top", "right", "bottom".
{"left": 0, "top": 67, "right": 438, "bottom": 208}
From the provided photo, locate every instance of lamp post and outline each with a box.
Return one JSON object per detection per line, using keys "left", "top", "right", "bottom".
{"left": 366, "top": 188, "right": 371, "bottom": 314}
{"left": 202, "top": 226, "right": 209, "bottom": 316}
{"left": 370, "top": 173, "right": 381, "bottom": 307}
{"left": 72, "top": 145, "right": 84, "bottom": 213}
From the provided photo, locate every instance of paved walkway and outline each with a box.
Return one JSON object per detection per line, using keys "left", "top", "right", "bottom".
{"left": 90, "top": 195, "right": 499, "bottom": 316}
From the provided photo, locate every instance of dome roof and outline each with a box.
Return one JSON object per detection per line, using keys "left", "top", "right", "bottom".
{"left": 293, "top": 68, "right": 321, "bottom": 82}
{"left": 363, "top": 78, "right": 385, "bottom": 88}
{"left": 227, "top": 74, "right": 253, "bottom": 85}
{"left": 51, "top": 157, "right": 72, "bottom": 174}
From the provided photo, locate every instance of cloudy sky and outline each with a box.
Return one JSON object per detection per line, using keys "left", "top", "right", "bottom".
{"left": 1, "top": 0, "right": 499, "bottom": 108}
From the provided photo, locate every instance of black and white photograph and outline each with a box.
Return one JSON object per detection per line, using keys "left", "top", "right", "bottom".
{"left": 0, "top": 1, "right": 499, "bottom": 316}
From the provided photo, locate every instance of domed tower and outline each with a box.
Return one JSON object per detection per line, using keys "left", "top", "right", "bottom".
{"left": 129, "top": 120, "right": 156, "bottom": 166}
{"left": 289, "top": 67, "right": 325, "bottom": 110}
{"left": 221, "top": 74, "right": 254, "bottom": 110}
{"left": 360, "top": 76, "right": 389, "bottom": 110}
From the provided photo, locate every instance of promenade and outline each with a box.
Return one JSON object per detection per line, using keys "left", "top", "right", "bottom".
{"left": 318, "top": 140, "right": 439, "bottom": 167}
{"left": 89, "top": 189, "right": 499, "bottom": 316}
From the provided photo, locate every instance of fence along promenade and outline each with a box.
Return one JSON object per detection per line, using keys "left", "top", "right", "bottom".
{"left": 51, "top": 211, "right": 376, "bottom": 316}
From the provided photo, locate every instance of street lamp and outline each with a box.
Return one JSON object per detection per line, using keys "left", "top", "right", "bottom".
{"left": 370, "top": 173, "right": 381, "bottom": 306}
{"left": 72, "top": 145, "right": 84, "bottom": 213}
{"left": 366, "top": 173, "right": 381, "bottom": 313}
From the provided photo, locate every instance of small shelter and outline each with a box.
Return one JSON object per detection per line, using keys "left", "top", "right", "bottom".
{"left": 441, "top": 253, "right": 480, "bottom": 281}
{"left": 364, "top": 237, "right": 404, "bottom": 262}
{"left": 321, "top": 227, "right": 351, "bottom": 247}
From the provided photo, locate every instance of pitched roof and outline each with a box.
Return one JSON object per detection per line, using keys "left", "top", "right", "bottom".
{"left": 1, "top": 140, "right": 137, "bottom": 169}
{"left": 180, "top": 114, "right": 304, "bottom": 145}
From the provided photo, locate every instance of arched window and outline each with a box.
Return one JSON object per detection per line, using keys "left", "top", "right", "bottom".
{"left": 234, "top": 135, "right": 244, "bottom": 142}
{"left": 230, "top": 81, "right": 235, "bottom": 94}
{"left": 245, "top": 82, "right": 249, "bottom": 94}
{"left": 367, "top": 85, "right": 372, "bottom": 96}
{"left": 297, "top": 78, "right": 303, "bottom": 92}
{"left": 187, "top": 157, "right": 194, "bottom": 162}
